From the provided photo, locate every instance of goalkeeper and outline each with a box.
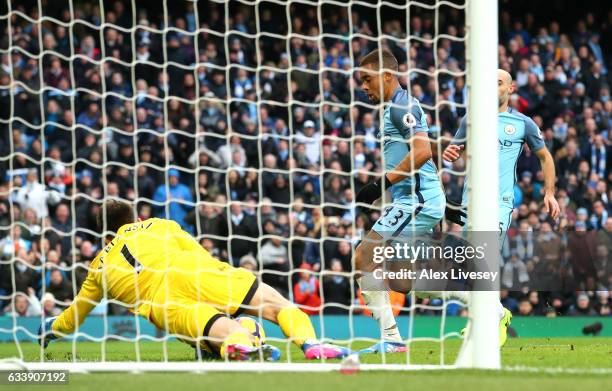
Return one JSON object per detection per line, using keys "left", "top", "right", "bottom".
{"left": 39, "top": 200, "right": 349, "bottom": 361}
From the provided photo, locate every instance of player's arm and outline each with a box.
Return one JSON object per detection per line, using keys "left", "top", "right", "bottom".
{"left": 441, "top": 115, "right": 468, "bottom": 226}
{"left": 526, "top": 119, "right": 560, "bottom": 219}
{"left": 39, "top": 257, "right": 103, "bottom": 347}
{"left": 355, "top": 103, "right": 432, "bottom": 204}
{"left": 442, "top": 115, "right": 467, "bottom": 162}
{"left": 387, "top": 104, "right": 434, "bottom": 183}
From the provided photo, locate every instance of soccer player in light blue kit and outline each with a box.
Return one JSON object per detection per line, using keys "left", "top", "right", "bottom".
{"left": 353, "top": 49, "right": 446, "bottom": 353}
{"left": 440, "top": 69, "right": 560, "bottom": 346}
{"left": 444, "top": 69, "right": 559, "bottom": 236}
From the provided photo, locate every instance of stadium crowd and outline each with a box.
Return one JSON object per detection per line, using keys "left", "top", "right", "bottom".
{"left": 0, "top": 1, "right": 610, "bottom": 320}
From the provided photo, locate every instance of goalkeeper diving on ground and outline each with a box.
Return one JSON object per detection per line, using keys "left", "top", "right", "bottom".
{"left": 38, "top": 200, "right": 350, "bottom": 361}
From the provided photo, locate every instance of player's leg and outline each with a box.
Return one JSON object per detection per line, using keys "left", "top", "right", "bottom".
{"left": 243, "top": 282, "right": 314, "bottom": 345}
{"left": 156, "top": 301, "right": 280, "bottom": 361}
{"left": 243, "top": 282, "right": 351, "bottom": 359}
{"left": 497, "top": 205, "right": 514, "bottom": 346}
{"left": 153, "top": 254, "right": 281, "bottom": 361}
{"left": 417, "top": 294, "right": 510, "bottom": 348}
{"left": 189, "top": 256, "right": 347, "bottom": 359}
{"left": 420, "top": 205, "right": 513, "bottom": 347}
{"left": 356, "top": 199, "right": 445, "bottom": 354}
{"left": 353, "top": 226, "right": 408, "bottom": 353}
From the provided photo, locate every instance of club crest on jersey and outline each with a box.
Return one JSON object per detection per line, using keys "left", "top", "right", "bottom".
{"left": 402, "top": 113, "right": 417, "bottom": 128}
{"left": 504, "top": 124, "right": 516, "bottom": 135}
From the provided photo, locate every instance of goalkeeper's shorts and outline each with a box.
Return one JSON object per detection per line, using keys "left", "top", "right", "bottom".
{"left": 149, "top": 250, "right": 258, "bottom": 353}
{"left": 372, "top": 193, "right": 445, "bottom": 239}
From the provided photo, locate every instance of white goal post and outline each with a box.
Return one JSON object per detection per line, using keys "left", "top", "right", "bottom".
{"left": 456, "top": 0, "right": 501, "bottom": 369}
{"left": 0, "top": 0, "right": 500, "bottom": 371}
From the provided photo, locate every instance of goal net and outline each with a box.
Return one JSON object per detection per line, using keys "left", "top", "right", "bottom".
{"left": 0, "top": 0, "right": 499, "bottom": 371}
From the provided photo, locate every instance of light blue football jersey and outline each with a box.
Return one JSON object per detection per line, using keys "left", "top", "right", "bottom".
{"left": 454, "top": 107, "right": 545, "bottom": 212}
{"left": 382, "top": 87, "right": 444, "bottom": 206}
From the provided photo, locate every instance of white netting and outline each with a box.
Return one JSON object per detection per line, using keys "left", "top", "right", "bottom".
{"left": 0, "top": 0, "right": 474, "bottom": 370}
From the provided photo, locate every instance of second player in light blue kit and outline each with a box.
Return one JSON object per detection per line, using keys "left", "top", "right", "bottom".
{"left": 443, "top": 69, "right": 560, "bottom": 238}
{"left": 440, "top": 69, "right": 560, "bottom": 346}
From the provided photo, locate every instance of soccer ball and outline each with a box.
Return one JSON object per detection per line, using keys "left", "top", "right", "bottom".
{"left": 237, "top": 316, "right": 266, "bottom": 346}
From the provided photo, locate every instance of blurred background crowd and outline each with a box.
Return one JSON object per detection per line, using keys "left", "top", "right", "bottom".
{"left": 0, "top": 0, "right": 610, "bottom": 320}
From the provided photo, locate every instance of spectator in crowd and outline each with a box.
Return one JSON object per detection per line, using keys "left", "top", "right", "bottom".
{"left": 13, "top": 169, "right": 61, "bottom": 219}
{"left": 502, "top": 250, "right": 530, "bottom": 290}
{"left": 500, "top": 289, "right": 519, "bottom": 314}
{"left": 46, "top": 269, "right": 73, "bottom": 304}
{"left": 0, "top": 226, "right": 30, "bottom": 259}
{"left": 152, "top": 169, "right": 194, "bottom": 232}
{"left": 40, "top": 292, "right": 62, "bottom": 317}
{"left": 567, "top": 293, "right": 598, "bottom": 316}
{"left": 594, "top": 245, "right": 611, "bottom": 286}
{"left": 293, "top": 262, "right": 321, "bottom": 315}
{"left": 227, "top": 203, "right": 258, "bottom": 266}
{"left": 322, "top": 259, "right": 352, "bottom": 314}
{"left": 527, "top": 291, "right": 545, "bottom": 315}
{"left": 567, "top": 221, "right": 598, "bottom": 286}
{"left": 594, "top": 290, "right": 610, "bottom": 316}
{"left": 238, "top": 253, "right": 258, "bottom": 272}
{"left": 294, "top": 120, "right": 321, "bottom": 165}
{"left": 51, "top": 204, "right": 73, "bottom": 257}
{"left": 9, "top": 248, "right": 39, "bottom": 294}
{"left": 517, "top": 297, "right": 534, "bottom": 316}
{"left": 2, "top": 289, "right": 42, "bottom": 317}
{"left": 259, "top": 233, "right": 290, "bottom": 297}
{"left": 185, "top": 203, "right": 228, "bottom": 252}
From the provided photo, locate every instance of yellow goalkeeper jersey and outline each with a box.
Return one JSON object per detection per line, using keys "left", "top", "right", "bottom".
{"left": 52, "top": 218, "right": 203, "bottom": 335}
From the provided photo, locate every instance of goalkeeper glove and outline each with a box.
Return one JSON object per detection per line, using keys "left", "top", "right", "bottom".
{"left": 356, "top": 175, "right": 392, "bottom": 205}
{"left": 445, "top": 199, "right": 467, "bottom": 226}
{"left": 38, "top": 316, "right": 58, "bottom": 348}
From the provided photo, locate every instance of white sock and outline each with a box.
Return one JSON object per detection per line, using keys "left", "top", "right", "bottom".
{"left": 415, "top": 291, "right": 470, "bottom": 304}
{"left": 497, "top": 300, "right": 506, "bottom": 321}
{"left": 358, "top": 277, "right": 402, "bottom": 343}
{"left": 446, "top": 291, "right": 470, "bottom": 304}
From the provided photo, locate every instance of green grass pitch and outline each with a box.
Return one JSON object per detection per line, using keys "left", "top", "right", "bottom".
{"left": 1, "top": 338, "right": 611, "bottom": 390}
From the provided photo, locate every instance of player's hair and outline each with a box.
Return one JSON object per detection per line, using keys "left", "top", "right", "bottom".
{"left": 359, "top": 49, "right": 399, "bottom": 71}
{"left": 97, "top": 199, "right": 135, "bottom": 233}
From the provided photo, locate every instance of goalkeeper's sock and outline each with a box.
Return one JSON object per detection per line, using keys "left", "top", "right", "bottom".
{"left": 219, "top": 331, "right": 255, "bottom": 359}
{"left": 277, "top": 306, "right": 317, "bottom": 347}
{"left": 358, "top": 277, "right": 402, "bottom": 343}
